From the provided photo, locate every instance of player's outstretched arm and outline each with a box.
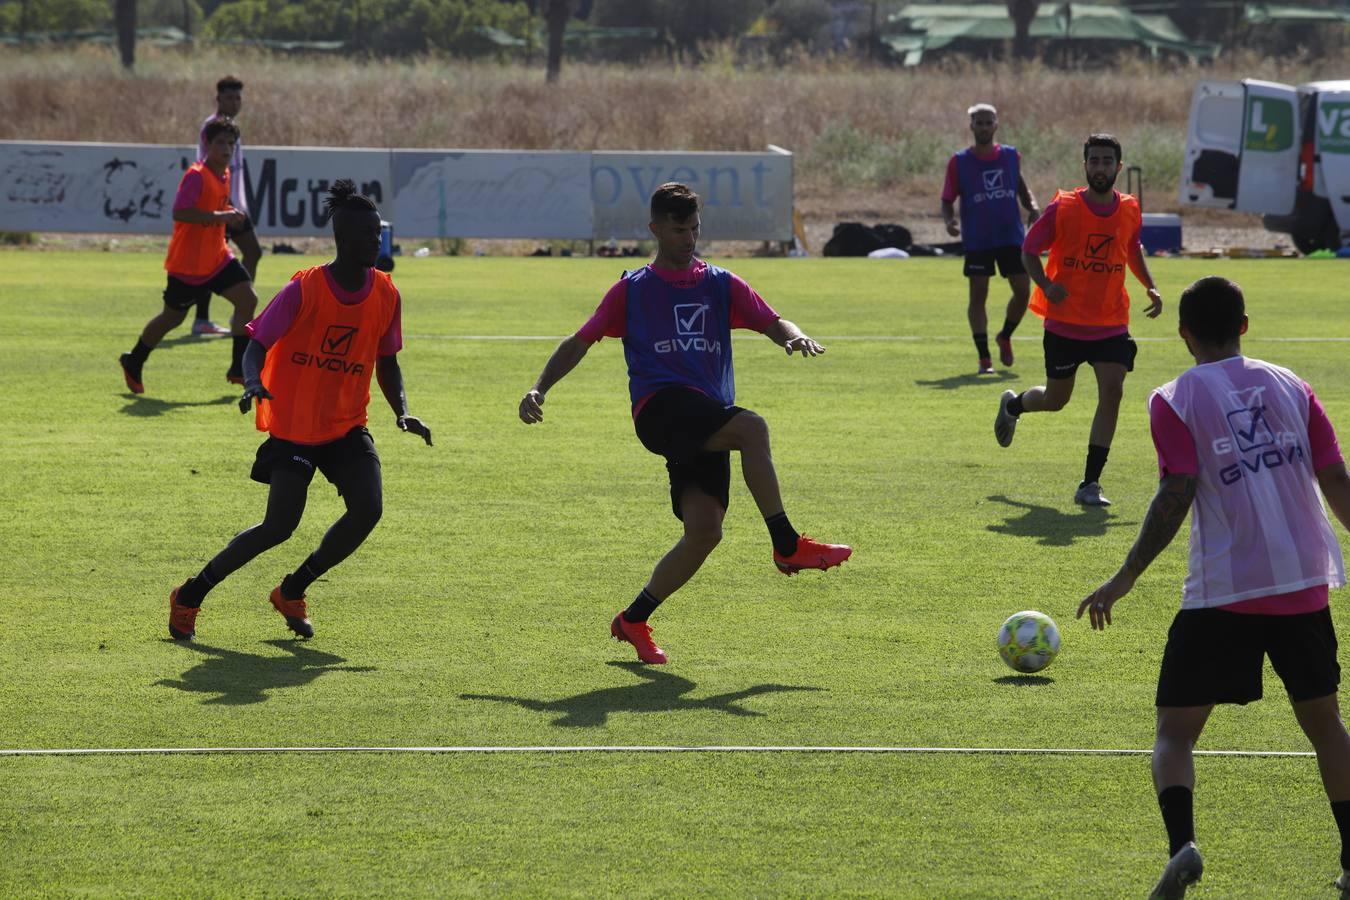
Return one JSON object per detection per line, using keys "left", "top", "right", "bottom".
{"left": 763, "top": 318, "right": 825, "bottom": 358}
{"left": 376, "top": 354, "right": 432, "bottom": 447}
{"left": 1128, "top": 243, "right": 1163, "bottom": 318}
{"left": 1077, "top": 473, "right": 1196, "bottom": 629}
{"left": 520, "top": 333, "right": 593, "bottom": 424}
{"left": 1317, "top": 462, "right": 1350, "bottom": 532}
{"left": 237, "top": 339, "right": 272, "bottom": 413}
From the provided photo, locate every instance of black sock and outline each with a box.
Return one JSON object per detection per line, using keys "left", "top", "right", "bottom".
{"left": 972, "top": 332, "right": 990, "bottom": 359}
{"left": 622, "top": 588, "right": 662, "bottom": 623}
{"left": 1084, "top": 444, "right": 1110, "bottom": 485}
{"left": 128, "top": 339, "right": 152, "bottom": 366}
{"left": 231, "top": 335, "right": 248, "bottom": 371}
{"left": 175, "top": 562, "right": 221, "bottom": 609}
{"left": 997, "top": 318, "right": 1019, "bottom": 341}
{"left": 1158, "top": 785, "right": 1195, "bottom": 857}
{"left": 1007, "top": 392, "right": 1025, "bottom": 417}
{"left": 765, "top": 512, "right": 800, "bottom": 557}
{"left": 196, "top": 302, "right": 211, "bottom": 322}
{"left": 280, "top": 559, "right": 321, "bottom": 600}
{"left": 1332, "top": 799, "right": 1350, "bottom": 868}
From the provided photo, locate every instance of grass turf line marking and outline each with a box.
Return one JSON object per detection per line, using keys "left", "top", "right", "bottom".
{"left": 0, "top": 746, "right": 1315, "bottom": 758}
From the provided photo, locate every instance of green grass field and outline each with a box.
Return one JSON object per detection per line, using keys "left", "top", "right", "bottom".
{"left": 3, "top": 251, "right": 1350, "bottom": 896}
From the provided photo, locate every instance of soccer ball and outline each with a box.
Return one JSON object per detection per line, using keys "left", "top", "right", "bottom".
{"left": 997, "top": 610, "right": 1061, "bottom": 673}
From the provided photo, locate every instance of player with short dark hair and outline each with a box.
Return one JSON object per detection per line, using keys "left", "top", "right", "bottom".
{"left": 518, "top": 182, "right": 852, "bottom": 665}
{"left": 994, "top": 133, "right": 1163, "bottom": 507}
{"left": 1078, "top": 275, "right": 1350, "bottom": 897}
{"left": 119, "top": 117, "right": 257, "bottom": 394}
{"left": 941, "top": 103, "right": 1040, "bottom": 374}
{"left": 166, "top": 180, "right": 433, "bottom": 641}
{"left": 192, "top": 75, "right": 261, "bottom": 337}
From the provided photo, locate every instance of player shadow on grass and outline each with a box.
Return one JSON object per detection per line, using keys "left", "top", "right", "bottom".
{"left": 914, "top": 371, "right": 1018, "bottom": 391}
{"left": 459, "top": 661, "right": 824, "bottom": 728}
{"left": 155, "top": 639, "right": 375, "bottom": 705}
{"left": 120, "top": 394, "right": 235, "bottom": 417}
{"left": 993, "top": 674, "right": 1054, "bottom": 686}
{"left": 985, "top": 494, "right": 1133, "bottom": 547}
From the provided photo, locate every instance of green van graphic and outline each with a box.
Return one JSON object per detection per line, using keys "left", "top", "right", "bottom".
{"left": 1318, "top": 103, "right": 1350, "bottom": 155}
{"left": 1245, "top": 97, "right": 1294, "bottom": 152}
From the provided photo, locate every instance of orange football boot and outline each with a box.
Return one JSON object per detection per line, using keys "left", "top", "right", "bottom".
{"left": 269, "top": 586, "right": 314, "bottom": 638}
{"left": 168, "top": 584, "right": 199, "bottom": 640}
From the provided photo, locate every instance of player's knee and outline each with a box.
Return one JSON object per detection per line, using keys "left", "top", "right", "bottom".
{"left": 1099, "top": 381, "right": 1124, "bottom": 404}
{"left": 358, "top": 498, "right": 383, "bottom": 531}
{"left": 258, "top": 518, "right": 299, "bottom": 548}
{"left": 1042, "top": 393, "right": 1069, "bottom": 412}
{"left": 348, "top": 491, "right": 383, "bottom": 531}
{"left": 684, "top": 520, "right": 723, "bottom": 552}
{"left": 736, "top": 411, "right": 770, "bottom": 449}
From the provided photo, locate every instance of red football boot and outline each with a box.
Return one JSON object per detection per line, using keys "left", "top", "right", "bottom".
{"left": 610, "top": 613, "right": 668, "bottom": 664}
{"left": 995, "top": 333, "right": 1015, "bottom": 367}
{"left": 774, "top": 534, "right": 853, "bottom": 575}
{"left": 119, "top": 353, "right": 145, "bottom": 394}
{"left": 269, "top": 586, "right": 314, "bottom": 638}
{"left": 168, "top": 584, "right": 199, "bottom": 641}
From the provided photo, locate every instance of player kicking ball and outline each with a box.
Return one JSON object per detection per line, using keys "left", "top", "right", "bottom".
{"left": 1078, "top": 276, "right": 1350, "bottom": 898}
{"left": 166, "top": 180, "right": 432, "bottom": 641}
{"left": 518, "top": 182, "right": 851, "bottom": 665}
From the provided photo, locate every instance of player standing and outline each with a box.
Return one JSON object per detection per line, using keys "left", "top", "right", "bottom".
{"left": 166, "top": 181, "right": 433, "bottom": 641}
{"left": 940, "top": 103, "right": 1040, "bottom": 374}
{"left": 518, "top": 182, "right": 852, "bottom": 665}
{"left": 1078, "top": 276, "right": 1350, "bottom": 898}
{"left": 192, "top": 75, "right": 262, "bottom": 337}
{"left": 119, "top": 117, "right": 257, "bottom": 394}
{"left": 994, "top": 133, "right": 1163, "bottom": 506}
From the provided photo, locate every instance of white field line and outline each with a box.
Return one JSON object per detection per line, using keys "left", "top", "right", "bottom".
{"left": 416, "top": 334, "right": 1350, "bottom": 343}
{"left": 0, "top": 745, "right": 1315, "bottom": 758}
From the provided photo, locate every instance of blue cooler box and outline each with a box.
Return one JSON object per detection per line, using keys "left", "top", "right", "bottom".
{"left": 1141, "top": 213, "right": 1182, "bottom": 254}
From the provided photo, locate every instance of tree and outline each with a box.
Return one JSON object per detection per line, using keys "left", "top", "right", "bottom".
{"left": 1006, "top": 0, "right": 1038, "bottom": 59}
{"left": 543, "top": 0, "right": 570, "bottom": 83}
{"left": 115, "top": 0, "right": 136, "bottom": 68}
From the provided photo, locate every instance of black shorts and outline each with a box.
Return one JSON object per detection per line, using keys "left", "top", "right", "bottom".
{"left": 162, "top": 258, "right": 251, "bottom": 310}
{"left": 1156, "top": 605, "right": 1341, "bottom": 707}
{"left": 226, "top": 213, "right": 255, "bottom": 240}
{"left": 963, "top": 245, "right": 1026, "bottom": 278}
{"left": 633, "top": 386, "right": 744, "bottom": 520}
{"left": 250, "top": 426, "right": 380, "bottom": 496}
{"left": 1042, "top": 329, "right": 1137, "bottom": 380}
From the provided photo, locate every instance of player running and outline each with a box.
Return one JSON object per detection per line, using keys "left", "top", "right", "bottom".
{"left": 940, "top": 103, "right": 1040, "bottom": 374}
{"left": 1077, "top": 276, "right": 1350, "bottom": 898}
{"left": 166, "top": 180, "right": 433, "bottom": 641}
{"left": 994, "top": 133, "right": 1163, "bottom": 506}
{"left": 119, "top": 117, "right": 258, "bottom": 395}
{"left": 518, "top": 182, "right": 852, "bottom": 665}
{"left": 192, "top": 75, "right": 262, "bottom": 337}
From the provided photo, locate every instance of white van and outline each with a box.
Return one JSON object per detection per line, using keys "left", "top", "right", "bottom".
{"left": 1180, "top": 78, "right": 1350, "bottom": 252}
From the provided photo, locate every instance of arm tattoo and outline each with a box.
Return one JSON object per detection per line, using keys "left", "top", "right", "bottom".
{"left": 1122, "top": 474, "right": 1197, "bottom": 579}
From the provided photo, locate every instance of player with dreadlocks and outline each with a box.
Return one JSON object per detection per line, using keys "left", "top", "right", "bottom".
{"left": 166, "top": 180, "right": 433, "bottom": 641}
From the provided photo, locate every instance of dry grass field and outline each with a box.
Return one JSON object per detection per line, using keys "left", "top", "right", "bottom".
{"left": 0, "top": 44, "right": 1327, "bottom": 241}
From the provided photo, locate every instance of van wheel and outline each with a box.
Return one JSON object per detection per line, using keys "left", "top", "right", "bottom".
{"left": 1293, "top": 208, "right": 1339, "bottom": 254}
